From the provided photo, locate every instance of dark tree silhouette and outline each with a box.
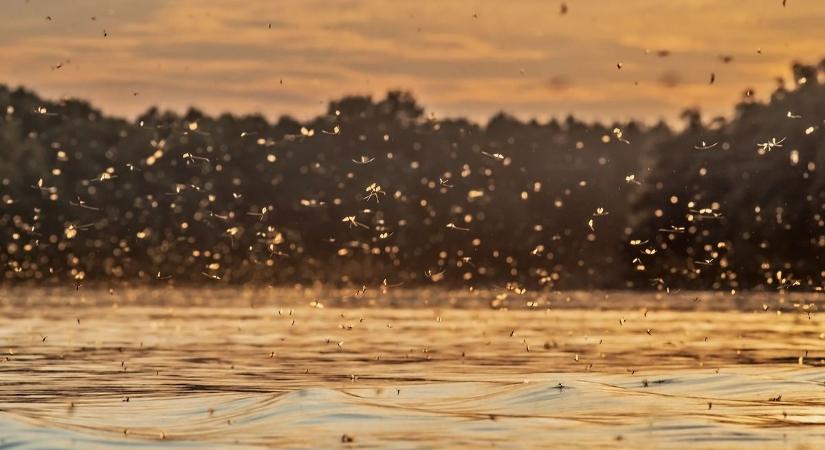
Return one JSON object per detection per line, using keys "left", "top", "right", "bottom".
{"left": 2, "top": 61, "right": 825, "bottom": 292}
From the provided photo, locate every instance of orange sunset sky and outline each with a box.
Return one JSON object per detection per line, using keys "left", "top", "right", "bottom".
{"left": 1, "top": 0, "right": 823, "bottom": 124}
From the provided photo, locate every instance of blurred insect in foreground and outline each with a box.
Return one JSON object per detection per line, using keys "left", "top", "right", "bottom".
{"left": 756, "top": 137, "right": 785, "bottom": 154}
{"left": 446, "top": 223, "right": 470, "bottom": 231}
{"left": 363, "top": 183, "right": 386, "bottom": 202}
{"left": 481, "top": 151, "right": 505, "bottom": 161}
{"left": 693, "top": 141, "right": 718, "bottom": 150}
{"left": 352, "top": 156, "right": 375, "bottom": 165}
{"left": 342, "top": 216, "right": 369, "bottom": 229}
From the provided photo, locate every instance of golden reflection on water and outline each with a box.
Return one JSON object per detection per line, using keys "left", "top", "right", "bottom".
{"left": 0, "top": 288, "right": 823, "bottom": 449}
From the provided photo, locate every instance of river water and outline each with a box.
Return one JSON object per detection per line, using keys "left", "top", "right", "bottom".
{"left": 0, "top": 288, "right": 823, "bottom": 449}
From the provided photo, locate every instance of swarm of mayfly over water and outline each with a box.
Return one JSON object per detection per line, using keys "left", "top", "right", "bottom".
{"left": 2, "top": 61, "right": 825, "bottom": 292}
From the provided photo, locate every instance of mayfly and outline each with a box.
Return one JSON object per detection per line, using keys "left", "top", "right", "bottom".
{"left": 35, "top": 106, "right": 59, "bottom": 116}
{"left": 382, "top": 278, "right": 404, "bottom": 289}
{"left": 481, "top": 151, "right": 505, "bottom": 161}
{"left": 689, "top": 208, "right": 723, "bottom": 220}
{"left": 32, "top": 178, "right": 52, "bottom": 193}
{"left": 612, "top": 127, "right": 630, "bottom": 144}
{"left": 693, "top": 141, "right": 718, "bottom": 150}
{"left": 352, "top": 156, "right": 375, "bottom": 165}
{"left": 89, "top": 172, "right": 118, "bottom": 183}
{"left": 225, "top": 226, "right": 240, "bottom": 245}
{"left": 64, "top": 222, "right": 95, "bottom": 239}
{"left": 246, "top": 207, "right": 269, "bottom": 221}
{"left": 69, "top": 197, "right": 100, "bottom": 211}
{"left": 424, "top": 269, "right": 446, "bottom": 282}
{"left": 182, "top": 152, "right": 210, "bottom": 165}
{"left": 756, "top": 137, "right": 786, "bottom": 154}
{"left": 363, "top": 183, "right": 386, "bottom": 202}
{"left": 342, "top": 216, "right": 369, "bottom": 229}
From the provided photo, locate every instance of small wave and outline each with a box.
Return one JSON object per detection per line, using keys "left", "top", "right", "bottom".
{"left": 3, "top": 370, "right": 825, "bottom": 449}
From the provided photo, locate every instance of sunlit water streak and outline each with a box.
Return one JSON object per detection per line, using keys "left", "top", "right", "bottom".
{"left": 0, "top": 288, "right": 823, "bottom": 449}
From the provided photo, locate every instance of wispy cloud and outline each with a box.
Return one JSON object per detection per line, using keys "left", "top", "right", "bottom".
{"left": 1, "top": 0, "right": 822, "bottom": 123}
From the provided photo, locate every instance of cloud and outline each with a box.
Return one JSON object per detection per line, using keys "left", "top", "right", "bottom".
{"left": 1, "top": 0, "right": 824, "bottom": 123}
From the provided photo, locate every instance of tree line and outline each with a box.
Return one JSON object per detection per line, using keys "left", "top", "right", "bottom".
{"left": 1, "top": 60, "right": 824, "bottom": 291}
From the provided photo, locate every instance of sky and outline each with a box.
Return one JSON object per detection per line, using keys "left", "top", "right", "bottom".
{"left": 1, "top": 0, "right": 823, "bottom": 124}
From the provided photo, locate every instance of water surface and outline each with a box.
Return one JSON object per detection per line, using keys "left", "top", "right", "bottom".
{"left": 1, "top": 288, "right": 823, "bottom": 449}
